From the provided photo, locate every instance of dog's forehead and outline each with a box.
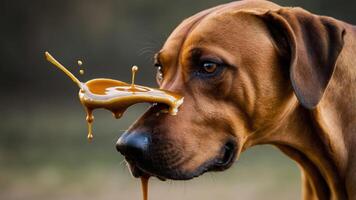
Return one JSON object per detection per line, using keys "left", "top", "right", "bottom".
{"left": 156, "top": 1, "right": 282, "bottom": 90}
{"left": 160, "top": 0, "right": 280, "bottom": 56}
{"left": 160, "top": 5, "right": 222, "bottom": 54}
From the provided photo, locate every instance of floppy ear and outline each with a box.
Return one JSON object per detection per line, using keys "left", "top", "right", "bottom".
{"left": 253, "top": 8, "right": 345, "bottom": 109}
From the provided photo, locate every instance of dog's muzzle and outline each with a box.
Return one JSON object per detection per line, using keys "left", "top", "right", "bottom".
{"left": 116, "top": 130, "right": 237, "bottom": 180}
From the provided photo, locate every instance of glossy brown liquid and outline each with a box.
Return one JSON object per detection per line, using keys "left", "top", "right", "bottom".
{"left": 141, "top": 176, "right": 150, "bottom": 200}
{"left": 78, "top": 60, "right": 84, "bottom": 75}
{"left": 45, "top": 51, "right": 183, "bottom": 142}
{"left": 46, "top": 51, "right": 183, "bottom": 200}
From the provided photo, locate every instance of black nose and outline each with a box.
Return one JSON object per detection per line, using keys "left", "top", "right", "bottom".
{"left": 116, "top": 131, "right": 150, "bottom": 159}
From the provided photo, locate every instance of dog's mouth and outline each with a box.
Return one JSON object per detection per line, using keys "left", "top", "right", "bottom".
{"left": 210, "top": 140, "right": 237, "bottom": 171}
{"left": 124, "top": 140, "right": 237, "bottom": 181}
{"left": 125, "top": 158, "right": 167, "bottom": 181}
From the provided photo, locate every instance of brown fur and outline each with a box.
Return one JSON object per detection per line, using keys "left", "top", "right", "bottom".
{"left": 123, "top": 1, "right": 356, "bottom": 199}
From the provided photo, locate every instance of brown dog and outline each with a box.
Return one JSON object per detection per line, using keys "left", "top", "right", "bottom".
{"left": 116, "top": 0, "right": 356, "bottom": 199}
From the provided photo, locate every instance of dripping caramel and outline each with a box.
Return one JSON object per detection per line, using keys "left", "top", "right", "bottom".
{"left": 131, "top": 65, "right": 138, "bottom": 88}
{"left": 141, "top": 176, "right": 150, "bottom": 200}
{"left": 45, "top": 51, "right": 184, "bottom": 142}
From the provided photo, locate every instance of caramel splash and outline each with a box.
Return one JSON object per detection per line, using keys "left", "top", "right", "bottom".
{"left": 45, "top": 51, "right": 184, "bottom": 142}
{"left": 78, "top": 60, "right": 84, "bottom": 75}
{"left": 141, "top": 176, "right": 150, "bottom": 200}
{"left": 131, "top": 65, "right": 138, "bottom": 88}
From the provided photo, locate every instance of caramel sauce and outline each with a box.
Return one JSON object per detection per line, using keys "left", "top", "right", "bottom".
{"left": 78, "top": 60, "right": 84, "bottom": 75}
{"left": 141, "top": 176, "right": 150, "bottom": 200}
{"left": 45, "top": 51, "right": 184, "bottom": 143}
{"left": 46, "top": 51, "right": 183, "bottom": 200}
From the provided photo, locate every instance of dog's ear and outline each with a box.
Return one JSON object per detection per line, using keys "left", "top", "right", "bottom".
{"left": 251, "top": 8, "right": 345, "bottom": 109}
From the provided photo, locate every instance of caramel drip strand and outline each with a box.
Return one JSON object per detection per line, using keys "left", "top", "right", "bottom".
{"left": 131, "top": 66, "right": 138, "bottom": 88}
{"left": 86, "top": 109, "right": 94, "bottom": 142}
{"left": 141, "top": 176, "right": 150, "bottom": 200}
{"left": 45, "top": 51, "right": 82, "bottom": 88}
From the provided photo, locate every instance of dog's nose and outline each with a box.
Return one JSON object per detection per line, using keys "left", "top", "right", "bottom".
{"left": 116, "top": 131, "right": 150, "bottom": 159}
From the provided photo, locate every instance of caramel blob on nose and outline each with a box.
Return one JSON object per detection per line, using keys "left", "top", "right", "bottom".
{"left": 45, "top": 52, "right": 184, "bottom": 144}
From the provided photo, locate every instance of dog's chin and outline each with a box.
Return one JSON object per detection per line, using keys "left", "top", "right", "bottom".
{"left": 126, "top": 161, "right": 167, "bottom": 181}
{"left": 125, "top": 143, "right": 237, "bottom": 181}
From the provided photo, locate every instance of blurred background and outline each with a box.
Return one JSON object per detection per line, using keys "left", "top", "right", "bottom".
{"left": 1, "top": 0, "right": 355, "bottom": 199}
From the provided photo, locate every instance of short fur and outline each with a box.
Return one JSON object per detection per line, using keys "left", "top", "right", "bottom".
{"left": 118, "top": 1, "right": 356, "bottom": 199}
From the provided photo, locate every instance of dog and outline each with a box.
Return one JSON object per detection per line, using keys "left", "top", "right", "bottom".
{"left": 116, "top": 0, "right": 356, "bottom": 199}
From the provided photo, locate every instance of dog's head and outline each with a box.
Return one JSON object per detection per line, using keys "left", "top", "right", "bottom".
{"left": 116, "top": 0, "right": 345, "bottom": 180}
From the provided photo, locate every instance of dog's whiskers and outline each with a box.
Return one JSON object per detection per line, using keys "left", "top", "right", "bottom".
{"left": 120, "top": 159, "right": 127, "bottom": 166}
{"left": 138, "top": 46, "right": 155, "bottom": 55}
{"left": 136, "top": 38, "right": 162, "bottom": 64}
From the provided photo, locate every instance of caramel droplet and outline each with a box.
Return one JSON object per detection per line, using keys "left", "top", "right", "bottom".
{"left": 131, "top": 65, "right": 138, "bottom": 88}
{"left": 87, "top": 127, "right": 94, "bottom": 141}
{"left": 114, "top": 112, "right": 123, "bottom": 119}
{"left": 79, "top": 69, "right": 85, "bottom": 75}
{"left": 86, "top": 109, "right": 94, "bottom": 142}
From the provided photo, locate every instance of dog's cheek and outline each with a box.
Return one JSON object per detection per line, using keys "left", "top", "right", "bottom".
{"left": 180, "top": 136, "right": 223, "bottom": 173}
{"left": 204, "top": 70, "right": 236, "bottom": 101}
{"left": 177, "top": 121, "right": 228, "bottom": 171}
{"left": 153, "top": 124, "right": 216, "bottom": 173}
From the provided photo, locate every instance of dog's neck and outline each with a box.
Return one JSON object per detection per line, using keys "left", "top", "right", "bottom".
{"left": 243, "top": 95, "right": 349, "bottom": 199}
{"left": 243, "top": 25, "right": 356, "bottom": 200}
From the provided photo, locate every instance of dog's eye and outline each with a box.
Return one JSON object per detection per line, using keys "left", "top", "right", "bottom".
{"left": 202, "top": 62, "right": 218, "bottom": 74}
{"left": 195, "top": 61, "right": 224, "bottom": 78}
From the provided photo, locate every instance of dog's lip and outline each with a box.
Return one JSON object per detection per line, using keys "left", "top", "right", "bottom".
{"left": 211, "top": 140, "right": 237, "bottom": 171}
{"left": 123, "top": 140, "right": 237, "bottom": 181}
{"left": 125, "top": 158, "right": 167, "bottom": 181}
{"left": 127, "top": 161, "right": 144, "bottom": 177}
{"left": 130, "top": 155, "right": 236, "bottom": 181}
{"left": 124, "top": 151, "right": 237, "bottom": 181}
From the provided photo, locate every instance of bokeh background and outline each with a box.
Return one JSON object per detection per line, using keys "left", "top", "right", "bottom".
{"left": 1, "top": 0, "right": 355, "bottom": 200}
